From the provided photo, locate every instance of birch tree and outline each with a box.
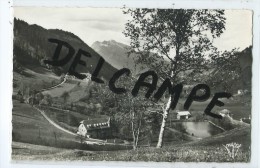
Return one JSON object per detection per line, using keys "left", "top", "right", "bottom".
{"left": 113, "top": 76, "right": 157, "bottom": 150}
{"left": 123, "top": 9, "right": 226, "bottom": 148}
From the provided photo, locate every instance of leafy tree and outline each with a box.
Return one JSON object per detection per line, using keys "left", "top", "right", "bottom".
{"left": 51, "top": 80, "right": 57, "bottom": 87}
{"left": 35, "top": 92, "right": 44, "bottom": 104}
{"left": 45, "top": 94, "right": 53, "bottom": 106}
{"left": 40, "top": 94, "right": 52, "bottom": 106}
{"left": 207, "top": 49, "right": 243, "bottom": 93}
{"left": 96, "top": 75, "right": 159, "bottom": 149}
{"left": 123, "top": 9, "right": 226, "bottom": 148}
{"left": 61, "top": 91, "right": 70, "bottom": 105}
{"left": 60, "top": 73, "right": 66, "bottom": 82}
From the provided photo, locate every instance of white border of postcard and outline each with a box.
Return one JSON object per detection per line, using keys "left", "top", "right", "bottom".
{"left": 0, "top": 0, "right": 259, "bottom": 168}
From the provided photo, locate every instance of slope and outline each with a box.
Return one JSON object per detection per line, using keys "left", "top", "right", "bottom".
{"left": 14, "top": 18, "right": 118, "bottom": 81}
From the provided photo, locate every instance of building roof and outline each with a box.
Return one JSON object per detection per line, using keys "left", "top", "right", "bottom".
{"left": 218, "top": 109, "right": 230, "bottom": 117}
{"left": 177, "top": 111, "right": 191, "bottom": 116}
{"left": 219, "top": 109, "right": 230, "bottom": 114}
{"left": 183, "top": 85, "right": 195, "bottom": 89}
{"left": 80, "top": 116, "right": 110, "bottom": 130}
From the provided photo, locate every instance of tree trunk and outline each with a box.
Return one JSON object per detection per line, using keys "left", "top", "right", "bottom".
{"left": 131, "top": 110, "right": 142, "bottom": 150}
{"left": 135, "top": 113, "right": 142, "bottom": 148}
{"left": 156, "top": 95, "right": 172, "bottom": 148}
{"left": 131, "top": 111, "right": 137, "bottom": 150}
{"left": 156, "top": 63, "right": 176, "bottom": 148}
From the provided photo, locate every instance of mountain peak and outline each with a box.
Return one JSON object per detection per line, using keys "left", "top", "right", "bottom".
{"left": 91, "top": 39, "right": 139, "bottom": 72}
{"left": 92, "top": 40, "right": 128, "bottom": 49}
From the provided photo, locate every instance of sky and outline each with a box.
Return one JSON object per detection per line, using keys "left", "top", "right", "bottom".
{"left": 14, "top": 7, "right": 252, "bottom": 51}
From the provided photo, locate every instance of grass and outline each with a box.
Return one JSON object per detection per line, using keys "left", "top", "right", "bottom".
{"left": 12, "top": 114, "right": 250, "bottom": 162}
{"left": 12, "top": 142, "right": 67, "bottom": 157}
{"left": 41, "top": 83, "right": 76, "bottom": 97}
{"left": 186, "top": 125, "right": 251, "bottom": 149}
{"left": 42, "top": 80, "right": 90, "bottom": 104}
{"left": 12, "top": 98, "right": 251, "bottom": 162}
{"left": 12, "top": 100, "right": 80, "bottom": 148}
{"left": 39, "top": 106, "right": 79, "bottom": 133}
{"left": 170, "top": 97, "right": 251, "bottom": 121}
{"left": 13, "top": 68, "right": 60, "bottom": 94}
{"left": 12, "top": 100, "right": 132, "bottom": 151}
{"left": 87, "top": 145, "right": 249, "bottom": 162}
{"left": 37, "top": 105, "right": 93, "bottom": 129}
{"left": 11, "top": 64, "right": 251, "bottom": 162}
{"left": 12, "top": 142, "right": 250, "bottom": 162}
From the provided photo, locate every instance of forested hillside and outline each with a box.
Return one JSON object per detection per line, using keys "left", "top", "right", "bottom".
{"left": 13, "top": 18, "right": 118, "bottom": 80}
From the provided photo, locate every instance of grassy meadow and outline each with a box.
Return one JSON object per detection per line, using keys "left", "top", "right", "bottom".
{"left": 12, "top": 66, "right": 251, "bottom": 162}
{"left": 12, "top": 100, "right": 78, "bottom": 148}
{"left": 12, "top": 98, "right": 250, "bottom": 162}
{"left": 13, "top": 69, "right": 60, "bottom": 95}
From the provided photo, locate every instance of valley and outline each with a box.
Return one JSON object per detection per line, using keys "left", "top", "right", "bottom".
{"left": 12, "top": 66, "right": 251, "bottom": 162}
{"left": 12, "top": 18, "right": 252, "bottom": 162}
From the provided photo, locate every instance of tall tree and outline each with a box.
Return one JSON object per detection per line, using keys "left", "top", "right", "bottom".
{"left": 123, "top": 9, "right": 226, "bottom": 148}
{"left": 61, "top": 91, "right": 70, "bottom": 105}
{"left": 207, "top": 49, "right": 243, "bottom": 93}
{"left": 97, "top": 75, "right": 158, "bottom": 150}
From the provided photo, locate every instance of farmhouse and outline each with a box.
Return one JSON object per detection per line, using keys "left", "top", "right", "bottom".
{"left": 237, "top": 89, "right": 249, "bottom": 95}
{"left": 77, "top": 116, "right": 111, "bottom": 139}
{"left": 176, "top": 111, "right": 191, "bottom": 120}
{"left": 218, "top": 109, "right": 231, "bottom": 117}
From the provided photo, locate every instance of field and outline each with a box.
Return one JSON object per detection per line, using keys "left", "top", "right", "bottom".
{"left": 12, "top": 99, "right": 250, "bottom": 162}
{"left": 36, "top": 105, "right": 94, "bottom": 133}
{"left": 12, "top": 64, "right": 251, "bottom": 162}
{"left": 13, "top": 67, "right": 61, "bottom": 94}
{"left": 12, "top": 100, "right": 80, "bottom": 148}
{"left": 12, "top": 100, "right": 133, "bottom": 150}
{"left": 12, "top": 126, "right": 250, "bottom": 162}
{"left": 42, "top": 83, "right": 76, "bottom": 97}
{"left": 42, "top": 80, "right": 91, "bottom": 103}
{"left": 171, "top": 97, "right": 251, "bottom": 121}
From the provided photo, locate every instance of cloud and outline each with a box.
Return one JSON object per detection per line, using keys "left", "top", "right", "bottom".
{"left": 14, "top": 7, "right": 252, "bottom": 51}
{"left": 14, "top": 7, "right": 129, "bottom": 45}
{"left": 80, "top": 21, "right": 124, "bottom": 32}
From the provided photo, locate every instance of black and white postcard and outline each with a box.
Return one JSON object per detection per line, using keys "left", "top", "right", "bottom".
{"left": 0, "top": 1, "right": 259, "bottom": 167}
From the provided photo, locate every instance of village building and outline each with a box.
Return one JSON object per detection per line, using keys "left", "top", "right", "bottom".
{"left": 182, "top": 85, "right": 195, "bottom": 96}
{"left": 176, "top": 111, "right": 191, "bottom": 120}
{"left": 240, "top": 115, "right": 251, "bottom": 124}
{"left": 218, "top": 109, "right": 231, "bottom": 117}
{"left": 77, "top": 116, "right": 111, "bottom": 139}
{"left": 80, "top": 73, "right": 92, "bottom": 81}
{"left": 237, "top": 89, "right": 249, "bottom": 95}
{"left": 65, "top": 73, "right": 76, "bottom": 80}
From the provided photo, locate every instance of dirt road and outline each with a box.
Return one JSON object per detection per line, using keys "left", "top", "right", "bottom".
{"left": 33, "top": 106, "right": 77, "bottom": 136}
